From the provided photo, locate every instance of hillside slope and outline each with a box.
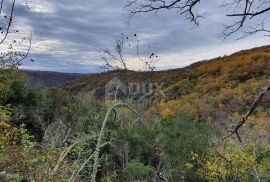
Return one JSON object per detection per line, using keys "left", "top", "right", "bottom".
{"left": 62, "top": 45, "right": 270, "bottom": 123}
{"left": 62, "top": 68, "right": 188, "bottom": 96}
{"left": 23, "top": 70, "right": 84, "bottom": 87}
{"left": 63, "top": 45, "right": 270, "bottom": 94}
{"left": 155, "top": 45, "right": 270, "bottom": 123}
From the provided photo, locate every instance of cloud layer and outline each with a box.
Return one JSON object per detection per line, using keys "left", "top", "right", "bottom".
{"left": 10, "top": 0, "right": 270, "bottom": 73}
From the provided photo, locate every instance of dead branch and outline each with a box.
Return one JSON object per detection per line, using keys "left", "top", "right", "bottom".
{"left": 0, "top": 1, "right": 33, "bottom": 70}
{"left": 0, "top": 33, "right": 33, "bottom": 70}
{"left": 125, "top": 0, "right": 270, "bottom": 38}
{"left": 51, "top": 141, "right": 81, "bottom": 177}
{"left": 101, "top": 33, "right": 158, "bottom": 72}
{"left": 50, "top": 134, "right": 96, "bottom": 180}
{"left": 222, "top": 86, "right": 270, "bottom": 142}
{"left": 125, "top": 0, "right": 201, "bottom": 25}
{"left": 69, "top": 151, "right": 95, "bottom": 182}
{"left": 0, "top": 0, "right": 15, "bottom": 44}
{"left": 221, "top": 0, "right": 270, "bottom": 38}
{"left": 91, "top": 102, "right": 144, "bottom": 182}
{"left": 0, "top": 0, "right": 4, "bottom": 18}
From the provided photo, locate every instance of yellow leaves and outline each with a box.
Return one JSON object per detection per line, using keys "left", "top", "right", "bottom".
{"left": 111, "top": 170, "right": 118, "bottom": 178}
{"left": 191, "top": 152, "right": 198, "bottom": 161}
{"left": 198, "top": 146, "right": 251, "bottom": 181}
{"left": 121, "top": 107, "right": 132, "bottom": 117}
{"left": 146, "top": 47, "right": 270, "bottom": 125}
{"left": 153, "top": 148, "right": 164, "bottom": 156}
{"left": 0, "top": 121, "right": 11, "bottom": 129}
{"left": 0, "top": 107, "right": 14, "bottom": 149}
{"left": 158, "top": 100, "right": 178, "bottom": 119}
{"left": 158, "top": 99, "right": 166, "bottom": 109}
{"left": 0, "top": 106, "right": 11, "bottom": 122}
{"left": 124, "top": 141, "right": 129, "bottom": 151}
{"left": 196, "top": 139, "right": 270, "bottom": 182}
{"left": 161, "top": 108, "right": 174, "bottom": 119}
{"left": 0, "top": 107, "right": 36, "bottom": 152}
{"left": 218, "top": 103, "right": 225, "bottom": 110}
{"left": 104, "top": 99, "right": 118, "bottom": 108}
{"left": 72, "top": 163, "right": 81, "bottom": 170}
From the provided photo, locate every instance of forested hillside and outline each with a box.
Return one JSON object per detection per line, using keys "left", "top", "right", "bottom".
{"left": 1, "top": 45, "right": 270, "bottom": 181}
{"left": 63, "top": 45, "right": 270, "bottom": 121}
{"left": 24, "top": 70, "right": 83, "bottom": 87}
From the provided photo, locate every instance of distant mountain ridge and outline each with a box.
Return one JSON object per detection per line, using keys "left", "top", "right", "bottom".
{"left": 23, "top": 45, "right": 270, "bottom": 92}
{"left": 23, "top": 70, "right": 84, "bottom": 87}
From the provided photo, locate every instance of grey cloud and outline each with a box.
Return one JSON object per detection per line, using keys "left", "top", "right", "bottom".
{"left": 13, "top": 0, "right": 270, "bottom": 72}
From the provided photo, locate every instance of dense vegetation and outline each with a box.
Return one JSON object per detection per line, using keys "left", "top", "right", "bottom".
{"left": 1, "top": 45, "right": 270, "bottom": 181}
{"left": 24, "top": 70, "right": 83, "bottom": 87}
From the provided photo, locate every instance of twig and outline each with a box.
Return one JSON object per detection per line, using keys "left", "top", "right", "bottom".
{"left": 222, "top": 86, "right": 270, "bottom": 142}
{"left": 0, "top": 0, "right": 15, "bottom": 44}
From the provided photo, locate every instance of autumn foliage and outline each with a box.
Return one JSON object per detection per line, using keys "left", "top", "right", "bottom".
{"left": 1, "top": 45, "right": 270, "bottom": 181}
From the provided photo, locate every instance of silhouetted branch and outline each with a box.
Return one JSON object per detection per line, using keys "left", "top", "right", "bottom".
{"left": 236, "top": 22, "right": 270, "bottom": 39}
{"left": 126, "top": 0, "right": 201, "bottom": 25}
{"left": 101, "top": 33, "right": 158, "bottom": 72}
{"left": 0, "top": 0, "right": 4, "bottom": 17}
{"left": 0, "top": 0, "right": 15, "bottom": 44}
{"left": 125, "top": 0, "right": 270, "bottom": 38}
{"left": 0, "top": 0, "right": 33, "bottom": 69}
{"left": 13, "top": 33, "right": 33, "bottom": 67}
{"left": 0, "top": 33, "right": 33, "bottom": 69}
{"left": 222, "top": 86, "right": 270, "bottom": 142}
{"left": 222, "top": 0, "right": 270, "bottom": 38}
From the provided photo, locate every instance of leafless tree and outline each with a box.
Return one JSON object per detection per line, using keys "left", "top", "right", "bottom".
{"left": 0, "top": 33, "right": 33, "bottom": 69}
{"left": 223, "top": 0, "right": 270, "bottom": 38}
{"left": 0, "top": 0, "right": 16, "bottom": 44}
{"left": 100, "top": 33, "right": 158, "bottom": 71}
{"left": 125, "top": 0, "right": 270, "bottom": 38}
{"left": 101, "top": 34, "right": 128, "bottom": 70}
{"left": 126, "top": 0, "right": 201, "bottom": 26}
{"left": 0, "top": 0, "right": 33, "bottom": 69}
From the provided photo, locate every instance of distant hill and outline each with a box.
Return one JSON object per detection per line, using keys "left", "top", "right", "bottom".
{"left": 23, "top": 70, "right": 84, "bottom": 87}
{"left": 62, "top": 45, "right": 270, "bottom": 98}
{"left": 60, "top": 45, "right": 270, "bottom": 124}
{"left": 61, "top": 68, "right": 188, "bottom": 97}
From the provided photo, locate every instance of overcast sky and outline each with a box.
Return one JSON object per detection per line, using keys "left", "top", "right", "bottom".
{"left": 9, "top": 0, "right": 270, "bottom": 73}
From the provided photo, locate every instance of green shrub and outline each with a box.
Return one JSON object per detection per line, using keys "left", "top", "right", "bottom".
{"left": 125, "top": 161, "right": 154, "bottom": 181}
{"left": 158, "top": 113, "right": 219, "bottom": 181}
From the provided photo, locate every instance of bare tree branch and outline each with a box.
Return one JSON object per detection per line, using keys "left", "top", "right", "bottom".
{"left": 222, "top": 86, "right": 270, "bottom": 142}
{"left": 0, "top": 0, "right": 33, "bottom": 69}
{"left": 126, "top": 0, "right": 201, "bottom": 25}
{"left": 0, "top": 0, "right": 15, "bottom": 44}
{"left": 125, "top": 0, "right": 270, "bottom": 38}
{"left": 220, "top": 0, "right": 270, "bottom": 38}
{"left": 91, "top": 102, "right": 144, "bottom": 182}
{"left": 0, "top": 33, "right": 33, "bottom": 69}
{"left": 101, "top": 33, "right": 158, "bottom": 72}
{"left": 0, "top": 0, "right": 4, "bottom": 17}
